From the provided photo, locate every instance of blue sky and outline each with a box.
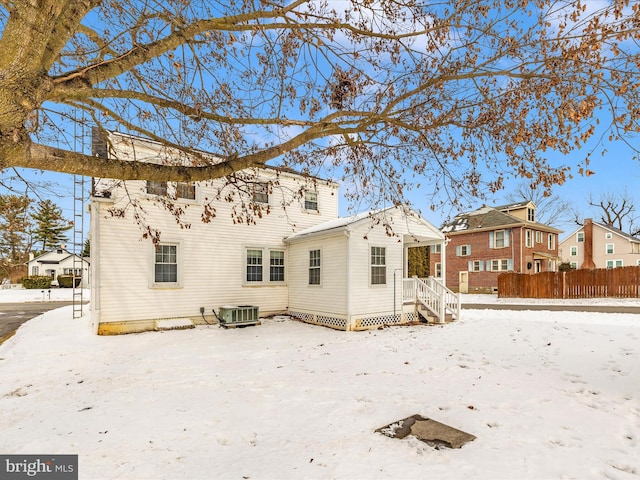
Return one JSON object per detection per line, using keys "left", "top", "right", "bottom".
{"left": 10, "top": 132, "right": 639, "bottom": 247}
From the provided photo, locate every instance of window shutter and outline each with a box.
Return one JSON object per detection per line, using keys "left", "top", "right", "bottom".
{"left": 486, "top": 260, "right": 491, "bottom": 270}
{"left": 489, "top": 231, "right": 494, "bottom": 248}
{"left": 507, "top": 258, "right": 514, "bottom": 270}
{"left": 456, "top": 246, "right": 461, "bottom": 256}
{"left": 505, "top": 229, "right": 510, "bottom": 247}
{"left": 479, "top": 261, "right": 484, "bottom": 271}
{"left": 468, "top": 261, "right": 473, "bottom": 271}
{"left": 467, "top": 245, "right": 471, "bottom": 254}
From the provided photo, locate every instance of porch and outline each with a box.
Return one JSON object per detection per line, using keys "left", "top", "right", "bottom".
{"left": 402, "top": 277, "right": 461, "bottom": 324}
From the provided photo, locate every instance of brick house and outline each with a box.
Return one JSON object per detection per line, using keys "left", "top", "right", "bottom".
{"left": 430, "top": 201, "right": 562, "bottom": 293}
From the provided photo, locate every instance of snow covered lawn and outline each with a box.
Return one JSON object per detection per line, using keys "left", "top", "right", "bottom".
{"left": 0, "top": 298, "right": 638, "bottom": 479}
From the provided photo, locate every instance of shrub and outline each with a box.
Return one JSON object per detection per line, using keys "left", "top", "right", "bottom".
{"left": 558, "top": 262, "right": 575, "bottom": 272}
{"left": 57, "top": 275, "right": 81, "bottom": 288}
{"left": 21, "top": 276, "right": 52, "bottom": 289}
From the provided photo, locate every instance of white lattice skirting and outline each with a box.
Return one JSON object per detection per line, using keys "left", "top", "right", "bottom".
{"left": 289, "top": 311, "right": 348, "bottom": 330}
{"left": 290, "top": 311, "right": 419, "bottom": 331}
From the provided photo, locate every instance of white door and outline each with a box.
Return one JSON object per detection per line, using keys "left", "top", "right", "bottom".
{"left": 459, "top": 271, "right": 469, "bottom": 294}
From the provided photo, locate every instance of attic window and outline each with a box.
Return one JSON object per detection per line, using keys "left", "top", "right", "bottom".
{"left": 253, "top": 183, "right": 269, "bottom": 204}
{"left": 527, "top": 208, "right": 535, "bottom": 222}
{"left": 56, "top": 249, "right": 63, "bottom": 254}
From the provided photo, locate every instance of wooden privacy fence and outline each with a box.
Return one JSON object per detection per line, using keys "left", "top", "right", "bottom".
{"left": 498, "top": 266, "right": 640, "bottom": 299}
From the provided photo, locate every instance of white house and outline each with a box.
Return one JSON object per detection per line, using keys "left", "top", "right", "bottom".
{"left": 560, "top": 218, "right": 640, "bottom": 269}
{"left": 285, "top": 208, "right": 450, "bottom": 329}
{"left": 27, "top": 247, "right": 90, "bottom": 288}
{"left": 90, "top": 131, "right": 456, "bottom": 335}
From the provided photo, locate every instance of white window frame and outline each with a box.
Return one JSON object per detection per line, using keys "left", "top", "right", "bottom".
{"left": 535, "top": 231, "right": 543, "bottom": 243}
{"left": 605, "top": 232, "right": 613, "bottom": 239}
{"left": 606, "top": 259, "right": 623, "bottom": 268}
{"left": 472, "top": 260, "right": 482, "bottom": 272}
{"left": 31, "top": 266, "right": 39, "bottom": 275}
{"left": 150, "top": 241, "right": 182, "bottom": 288}
{"left": 175, "top": 182, "right": 196, "bottom": 201}
{"left": 370, "top": 246, "right": 386, "bottom": 285}
{"left": 495, "top": 230, "right": 506, "bottom": 248}
{"left": 457, "top": 245, "right": 471, "bottom": 256}
{"left": 146, "top": 180, "right": 168, "bottom": 196}
{"left": 309, "top": 249, "right": 321, "bottom": 286}
{"left": 304, "top": 191, "right": 318, "bottom": 212}
{"left": 431, "top": 244, "right": 441, "bottom": 254}
{"left": 577, "top": 232, "right": 584, "bottom": 243}
{"left": 570, "top": 262, "right": 578, "bottom": 269}
{"left": 435, "top": 262, "right": 442, "bottom": 278}
{"left": 253, "top": 182, "right": 270, "bottom": 204}
{"left": 490, "top": 259, "right": 510, "bottom": 272}
{"left": 605, "top": 243, "right": 614, "bottom": 255}
{"left": 243, "top": 247, "right": 286, "bottom": 285}
{"left": 527, "top": 208, "right": 535, "bottom": 222}
{"left": 525, "top": 229, "right": 533, "bottom": 248}
{"left": 245, "top": 248, "right": 264, "bottom": 283}
{"left": 570, "top": 246, "right": 578, "bottom": 256}
{"left": 269, "top": 249, "right": 286, "bottom": 283}
{"left": 548, "top": 233, "right": 556, "bottom": 250}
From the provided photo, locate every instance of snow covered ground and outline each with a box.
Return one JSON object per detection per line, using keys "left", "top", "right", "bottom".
{"left": 0, "top": 290, "right": 639, "bottom": 479}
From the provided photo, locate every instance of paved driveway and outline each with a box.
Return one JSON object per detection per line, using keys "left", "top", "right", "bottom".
{"left": 0, "top": 302, "right": 76, "bottom": 342}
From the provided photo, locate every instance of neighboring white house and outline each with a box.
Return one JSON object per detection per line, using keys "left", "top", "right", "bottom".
{"left": 90, "top": 131, "right": 454, "bottom": 335}
{"left": 27, "top": 247, "right": 91, "bottom": 288}
{"left": 559, "top": 218, "right": 640, "bottom": 269}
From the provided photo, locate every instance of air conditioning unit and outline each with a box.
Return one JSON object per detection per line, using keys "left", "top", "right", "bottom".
{"left": 218, "top": 305, "right": 260, "bottom": 327}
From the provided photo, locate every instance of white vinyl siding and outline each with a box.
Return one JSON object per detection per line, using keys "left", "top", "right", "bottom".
{"left": 94, "top": 167, "right": 339, "bottom": 324}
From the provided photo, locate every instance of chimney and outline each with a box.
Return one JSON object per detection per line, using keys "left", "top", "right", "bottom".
{"left": 581, "top": 218, "right": 596, "bottom": 269}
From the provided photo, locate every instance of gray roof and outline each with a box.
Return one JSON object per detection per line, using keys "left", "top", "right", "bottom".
{"left": 442, "top": 205, "right": 561, "bottom": 234}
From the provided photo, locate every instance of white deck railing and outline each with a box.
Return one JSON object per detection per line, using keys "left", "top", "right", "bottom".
{"left": 402, "top": 277, "right": 460, "bottom": 323}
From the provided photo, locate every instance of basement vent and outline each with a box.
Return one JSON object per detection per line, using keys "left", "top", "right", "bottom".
{"left": 218, "top": 305, "right": 260, "bottom": 327}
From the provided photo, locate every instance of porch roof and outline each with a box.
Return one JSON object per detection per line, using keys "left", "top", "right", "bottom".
{"left": 284, "top": 206, "right": 444, "bottom": 243}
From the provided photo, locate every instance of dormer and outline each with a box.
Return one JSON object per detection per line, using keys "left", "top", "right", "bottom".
{"left": 495, "top": 200, "right": 536, "bottom": 223}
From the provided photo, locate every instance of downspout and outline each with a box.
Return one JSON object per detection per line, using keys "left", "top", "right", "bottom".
{"left": 344, "top": 228, "right": 352, "bottom": 331}
{"left": 441, "top": 238, "right": 449, "bottom": 287}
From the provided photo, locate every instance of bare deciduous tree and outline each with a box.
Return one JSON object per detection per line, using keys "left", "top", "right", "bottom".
{"left": 0, "top": 0, "right": 639, "bottom": 213}
{"left": 574, "top": 192, "right": 640, "bottom": 236}
{"left": 505, "top": 182, "right": 572, "bottom": 227}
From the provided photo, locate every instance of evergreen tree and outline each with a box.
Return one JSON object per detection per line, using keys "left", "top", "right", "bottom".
{"left": 82, "top": 238, "right": 90, "bottom": 257}
{"left": 31, "top": 199, "right": 72, "bottom": 253}
{"left": 0, "top": 194, "right": 32, "bottom": 280}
